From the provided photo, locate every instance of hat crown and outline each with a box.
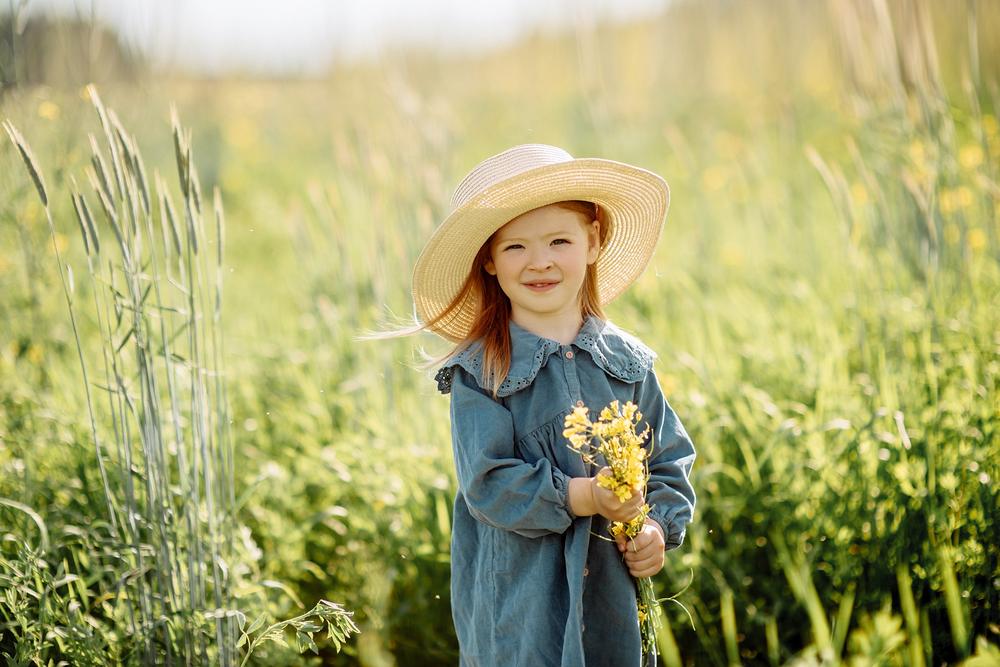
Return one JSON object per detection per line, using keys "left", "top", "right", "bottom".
{"left": 450, "top": 144, "right": 574, "bottom": 209}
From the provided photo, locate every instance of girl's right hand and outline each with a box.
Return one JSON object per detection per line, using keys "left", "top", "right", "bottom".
{"left": 590, "top": 467, "right": 645, "bottom": 522}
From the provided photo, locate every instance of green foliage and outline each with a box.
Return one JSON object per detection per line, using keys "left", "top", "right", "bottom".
{"left": 236, "top": 600, "right": 359, "bottom": 665}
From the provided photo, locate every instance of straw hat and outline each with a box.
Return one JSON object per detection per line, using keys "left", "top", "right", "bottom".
{"left": 412, "top": 143, "right": 670, "bottom": 342}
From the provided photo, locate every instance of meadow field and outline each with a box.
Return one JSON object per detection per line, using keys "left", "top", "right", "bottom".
{"left": 1, "top": 0, "right": 998, "bottom": 664}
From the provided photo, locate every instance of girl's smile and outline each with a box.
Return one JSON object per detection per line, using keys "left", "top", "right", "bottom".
{"left": 523, "top": 279, "right": 559, "bottom": 291}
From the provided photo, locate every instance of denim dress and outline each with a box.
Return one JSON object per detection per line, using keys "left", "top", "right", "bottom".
{"left": 435, "top": 315, "right": 697, "bottom": 667}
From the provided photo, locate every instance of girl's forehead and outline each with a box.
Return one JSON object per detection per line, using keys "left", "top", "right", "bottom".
{"left": 493, "top": 204, "right": 591, "bottom": 240}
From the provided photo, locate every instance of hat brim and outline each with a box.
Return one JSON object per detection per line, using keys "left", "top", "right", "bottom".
{"left": 412, "top": 158, "right": 670, "bottom": 342}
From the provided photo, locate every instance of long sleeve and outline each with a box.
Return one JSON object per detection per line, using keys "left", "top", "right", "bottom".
{"left": 635, "top": 370, "right": 697, "bottom": 550}
{"left": 449, "top": 367, "right": 575, "bottom": 538}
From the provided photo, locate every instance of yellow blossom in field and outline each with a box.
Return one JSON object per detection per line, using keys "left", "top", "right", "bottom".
{"left": 27, "top": 344, "right": 43, "bottom": 364}
{"left": 224, "top": 116, "right": 260, "bottom": 150}
{"left": 850, "top": 181, "right": 869, "bottom": 206}
{"left": 47, "top": 232, "right": 69, "bottom": 255}
{"left": 720, "top": 244, "right": 744, "bottom": 268}
{"left": 22, "top": 201, "right": 41, "bottom": 226}
{"left": 983, "top": 115, "right": 998, "bottom": 136}
{"left": 908, "top": 140, "right": 927, "bottom": 166}
{"left": 968, "top": 228, "right": 987, "bottom": 252}
{"left": 38, "top": 101, "right": 60, "bottom": 121}
{"left": 701, "top": 165, "right": 727, "bottom": 192}
{"left": 939, "top": 186, "right": 974, "bottom": 215}
{"left": 959, "top": 144, "right": 984, "bottom": 170}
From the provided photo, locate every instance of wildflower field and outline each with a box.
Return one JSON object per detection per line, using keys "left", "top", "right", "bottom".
{"left": 1, "top": 0, "right": 998, "bottom": 664}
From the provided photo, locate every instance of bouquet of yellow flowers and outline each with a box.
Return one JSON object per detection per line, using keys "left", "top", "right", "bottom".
{"left": 563, "top": 400, "right": 663, "bottom": 655}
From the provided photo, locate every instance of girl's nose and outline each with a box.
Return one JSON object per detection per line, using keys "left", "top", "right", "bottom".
{"left": 527, "top": 248, "right": 553, "bottom": 271}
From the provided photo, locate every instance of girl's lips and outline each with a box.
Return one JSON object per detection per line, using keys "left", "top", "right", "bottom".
{"left": 523, "top": 280, "right": 559, "bottom": 292}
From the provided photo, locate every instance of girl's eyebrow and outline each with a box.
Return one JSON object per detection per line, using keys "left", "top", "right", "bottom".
{"left": 497, "top": 229, "right": 578, "bottom": 244}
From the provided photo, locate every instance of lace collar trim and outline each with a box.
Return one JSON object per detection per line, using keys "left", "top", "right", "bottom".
{"left": 435, "top": 316, "right": 655, "bottom": 396}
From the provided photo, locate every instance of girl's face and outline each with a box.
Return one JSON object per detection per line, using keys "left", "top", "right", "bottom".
{"left": 484, "top": 203, "right": 601, "bottom": 329}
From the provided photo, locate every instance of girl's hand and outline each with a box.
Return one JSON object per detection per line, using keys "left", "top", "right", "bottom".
{"left": 591, "top": 467, "right": 645, "bottom": 523}
{"left": 615, "top": 519, "right": 666, "bottom": 578}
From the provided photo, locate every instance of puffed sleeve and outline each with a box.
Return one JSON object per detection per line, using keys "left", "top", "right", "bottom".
{"left": 448, "top": 366, "right": 575, "bottom": 538}
{"left": 635, "top": 370, "right": 697, "bottom": 550}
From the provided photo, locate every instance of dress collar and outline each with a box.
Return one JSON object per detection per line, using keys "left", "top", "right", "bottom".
{"left": 436, "top": 315, "right": 655, "bottom": 397}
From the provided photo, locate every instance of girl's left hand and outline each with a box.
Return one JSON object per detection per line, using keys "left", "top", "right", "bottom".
{"left": 615, "top": 519, "right": 666, "bottom": 578}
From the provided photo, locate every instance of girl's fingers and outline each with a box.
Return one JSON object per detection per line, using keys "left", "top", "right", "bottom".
{"left": 623, "top": 530, "right": 665, "bottom": 561}
{"left": 623, "top": 542, "right": 656, "bottom": 563}
{"left": 629, "top": 531, "right": 654, "bottom": 551}
{"left": 626, "top": 556, "right": 663, "bottom": 572}
{"left": 627, "top": 551, "right": 662, "bottom": 571}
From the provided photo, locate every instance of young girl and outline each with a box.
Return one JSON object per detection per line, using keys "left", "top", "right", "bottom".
{"left": 409, "top": 144, "right": 696, "bottom": 666}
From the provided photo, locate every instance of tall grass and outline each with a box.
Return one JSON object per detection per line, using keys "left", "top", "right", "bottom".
{"left": 1, "top": 88, "right": 356, "bottom": 664}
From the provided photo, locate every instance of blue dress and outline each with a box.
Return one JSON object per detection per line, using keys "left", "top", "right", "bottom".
{"left": 435, "top": 316, "right": 697, "bottom": 667}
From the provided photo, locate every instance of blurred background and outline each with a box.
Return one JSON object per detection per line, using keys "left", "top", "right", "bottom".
{"left": 1, "top": 0, "right": 998, "bottom": 665}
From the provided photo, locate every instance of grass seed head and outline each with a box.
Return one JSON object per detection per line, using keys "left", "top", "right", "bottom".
{"left": 3, "top": 120, "right": 49, "bottom": 207}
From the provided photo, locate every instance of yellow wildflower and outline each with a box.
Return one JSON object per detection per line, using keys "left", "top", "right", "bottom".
{"left": 27, "top": 344, "right": 43, "bottom": 364}
{"left": 224, "top": 116, "right": 259, "bottom": 150}
{"left": 939, "top": 186, "right": 974, "bottom": 215}
{"left": 565, "top": 399, "right": 661, "bottom": 654}
{"left": 850, "top": 181, "right": 869, "bottom": 206}
{"left": 702, "top": 165, "right": 727, "bottom": 192}
{"left": 720, "top": 244, "right": 744, "bottom": 268}
{"left": 968, "top": 228, "right": 987, "bottom": 252}
{"left": 38, "top": 101, "right": 60, "bottom": 121}
{"left": 959, "top": 144, "right": 984, "bottom": 170}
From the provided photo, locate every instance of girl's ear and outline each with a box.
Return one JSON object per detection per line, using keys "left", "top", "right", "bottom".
{"left": 586, "top": 220, "right": 601, "bottom": 264}
{"left": 484, "top": 258, "right": 497, "bottom": 275}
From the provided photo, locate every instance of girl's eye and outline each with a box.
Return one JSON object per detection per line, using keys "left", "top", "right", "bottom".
{"left": 551, "top": 238, "right": 570, "bottom": 245}
{"left": 503, "top": 244, "right": 523, "bottom": 251}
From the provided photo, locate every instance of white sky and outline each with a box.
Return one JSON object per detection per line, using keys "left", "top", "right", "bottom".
{"left": 26, "top": 0, "right": 671, "bottom": 74}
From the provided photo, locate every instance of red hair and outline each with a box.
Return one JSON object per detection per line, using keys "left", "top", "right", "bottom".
{"left": 423, "top": 200, "right": 608, "bottom": 397}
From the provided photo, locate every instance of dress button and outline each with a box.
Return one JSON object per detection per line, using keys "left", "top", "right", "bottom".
{"left": 583, "top": 566, "right": 589, "bottom": 576}
{"left": 576, "top": 400, "right": 584, "bottom": 408}
{"left": 565, "top": 350, "right": 574, "bottom": 359}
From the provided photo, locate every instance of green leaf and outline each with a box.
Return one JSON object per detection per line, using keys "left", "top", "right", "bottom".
{"left": 245, "top": 615, "right": 266, "bottom": 636}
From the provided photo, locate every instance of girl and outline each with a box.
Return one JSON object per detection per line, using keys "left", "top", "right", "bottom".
{"left": 409, "top": 144, "right": 696, "bottom": 666}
